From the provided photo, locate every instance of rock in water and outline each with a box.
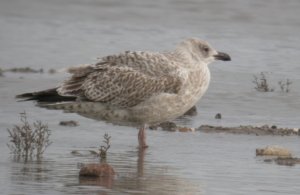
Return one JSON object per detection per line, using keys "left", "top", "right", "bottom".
{"left": 256, "top": 146, "right": 292, "bottom": 157}
{"left": 59, "top": 120, "right": 79, "bottom": 127}
{"left": 79, "top": 163, "right": 115, "bottom": 177}
{"left": 215, "top": 113, "right": 222, "bottom": 119}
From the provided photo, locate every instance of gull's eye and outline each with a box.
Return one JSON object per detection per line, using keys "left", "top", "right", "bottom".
{"left": 203, "top": 46, "right": 210, "bottom": 53}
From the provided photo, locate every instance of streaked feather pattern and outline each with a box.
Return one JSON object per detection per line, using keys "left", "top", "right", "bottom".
{"left": 57, "top": 51, "right": 183, "bottom": 107}
{"left": 16, "top": 38, "right": 230, "bottom": 126}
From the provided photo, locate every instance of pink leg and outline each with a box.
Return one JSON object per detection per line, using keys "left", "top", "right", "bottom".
{"left": 138, "top": 126, "right": 148, "bottom": 149}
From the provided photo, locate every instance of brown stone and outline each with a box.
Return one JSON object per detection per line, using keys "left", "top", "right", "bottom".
{"left": 79, "top": 163, "right": 115, "bottom": 177}
{"left": 256, "top": 146, "right": 292, "bottom": 157}
{"left": 178, "top": 127, "right": 195, "bottom": 132}
{"left": 59, "top": 120, "right": 79, "bottom": 127}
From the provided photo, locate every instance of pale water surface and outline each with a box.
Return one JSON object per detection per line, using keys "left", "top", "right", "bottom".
{"left": 0, "top": 0, "right": 300, "bottom": 194}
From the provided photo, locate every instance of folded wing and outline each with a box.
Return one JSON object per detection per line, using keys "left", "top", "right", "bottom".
{"left": 57, "top": 51, "right": 182, "bottom": 108}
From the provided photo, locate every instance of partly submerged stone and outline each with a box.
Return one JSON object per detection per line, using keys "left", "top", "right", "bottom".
{"left": 274, "top": 157, "right": 300, "bottom": 166}
{"left": 264, "top": 157, "right": 300, "bottom": 166}
{"left": 215, "top": 113, "right": 222, "bottom": 119}
{"left": 79, "top": 163, "right": 115, "bottom": 177}
{"left": 6, "top": 67, "right": 43, "bottom": 73}
{"left": 59, "top": 120, "right": 79, "bottom": 127}
{"left": 71, "top": 150, "right": 82, "bottom": 156}
{"left": 256, "top": 146, "right": 292, "bottom": 157}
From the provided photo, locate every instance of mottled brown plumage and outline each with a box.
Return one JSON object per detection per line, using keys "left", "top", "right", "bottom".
{"left": 16, "top": 38, "right": 231, "bottom": 148}
{"left": 57, "top": 51, "right": 183, "bottom": 108}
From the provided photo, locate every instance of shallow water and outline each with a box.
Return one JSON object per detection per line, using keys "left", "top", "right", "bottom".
{"left": 1, "top": 0, "right": 300, "bottom": 194}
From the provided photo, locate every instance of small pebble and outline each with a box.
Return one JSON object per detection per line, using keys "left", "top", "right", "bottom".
{"left": 59, "top": 120, "right": 79, "bottom": 127}
{"left": 177, "top": 127, "right": 195, "bottom": 132}
{"left": 71, "top": 150, "right": 81, "bottom": 155}
{"left": 215, "top": 113, "right": 222, "bottom": 119}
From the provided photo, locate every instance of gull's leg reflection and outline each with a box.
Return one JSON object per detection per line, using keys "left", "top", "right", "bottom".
{"left": 137, "top": 147, "right": 146, "bottom": 177}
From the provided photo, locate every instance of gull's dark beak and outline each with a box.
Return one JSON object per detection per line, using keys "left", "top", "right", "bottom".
{"left": 214, "top": 52, "right": 231, "bottom": 61}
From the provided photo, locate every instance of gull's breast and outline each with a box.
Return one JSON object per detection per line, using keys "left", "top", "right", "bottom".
{"left": 129, "top": 66, "right": 211, "bottom": 124}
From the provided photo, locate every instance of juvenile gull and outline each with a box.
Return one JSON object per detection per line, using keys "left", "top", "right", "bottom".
{"left": 16, "top": 38, "right": 231, "bottom": 148}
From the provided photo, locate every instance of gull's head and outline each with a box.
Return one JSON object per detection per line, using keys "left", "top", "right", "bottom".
{"left": 177, "top": 38, "right": 231, "bottom": 65}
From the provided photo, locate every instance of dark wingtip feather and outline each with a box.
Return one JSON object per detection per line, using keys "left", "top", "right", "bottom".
{"left": 16, "top": 92, "right": 35, "bottom": 99}
{"left": 16, "top": 88, "right": 76, "bottom": 103}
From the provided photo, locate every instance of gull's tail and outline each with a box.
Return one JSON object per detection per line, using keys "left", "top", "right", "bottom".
{"left": 16, "top": 88, "right": 95, "bottom": 115}
{"left": 16, "top": 88, "right": 76, "bottom": 103}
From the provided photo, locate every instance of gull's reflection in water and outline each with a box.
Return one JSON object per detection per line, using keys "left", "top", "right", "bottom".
{"left": 78, "top": 148, "right": 146, "bottom": 195}
{"left": 137, "top": 148, "right": 145, "bottom": 178}
{"left": 78, "top": 148, "right": 201, "bottom": 195}
{"left": 8, "top": 148, "right": 201, "bottom": 195}
{"left": 79, "top": 174, "right": 114, "bottom": 189}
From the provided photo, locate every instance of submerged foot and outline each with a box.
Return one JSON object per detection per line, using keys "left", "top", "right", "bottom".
{"left": 139, "top": 144, "right": 149, "bottom": 150}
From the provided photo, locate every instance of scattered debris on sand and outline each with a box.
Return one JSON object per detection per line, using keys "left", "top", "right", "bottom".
{"left": 5, "top": 67, "right": 44, "bottom": 73}
{"left": 79, "top": 163, "right": 115, "bottom": 177}
{"left": 197, "top": 125, "right": 299, "bottom": 136}
{"left": 1, "top": 67, "right": 59, "bottom": 75}
{"left": 256, "top": 146, "right": 292, "bottom": 157}
{"left": 152, "top": 122, "right": 298, "bottom": 136}
{"left": 150, "top": 121, "right": 194, "bottom": 132}
{"left": 59, "top": 120, "right": 79, "bottom": 127}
